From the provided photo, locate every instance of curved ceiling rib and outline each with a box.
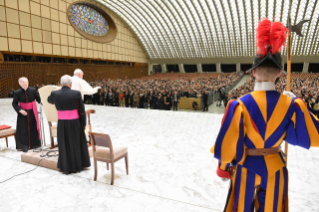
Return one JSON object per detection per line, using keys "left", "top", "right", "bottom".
{"left": 95, "top": 0, "right": 319, "bottom": 59}
{"left": 162, "top": 0, "right": 190, "bottom": 57}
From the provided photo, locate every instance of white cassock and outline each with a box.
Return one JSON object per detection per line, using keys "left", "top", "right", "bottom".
{"left": 71, "top": 76, "right": 99, "bottom": 99}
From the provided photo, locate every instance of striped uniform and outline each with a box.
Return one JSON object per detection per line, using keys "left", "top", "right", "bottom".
{"left": 212, "top": 89, "right": 319, "bottom": 212}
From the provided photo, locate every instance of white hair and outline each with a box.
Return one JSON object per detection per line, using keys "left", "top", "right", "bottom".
{"left": 74, "top": 69, "right": 83, "bottom": 76}
{"left": 60, "top": 75, "right": 72, "bottom": 86}
{"left": 18, "top": 77, "right": 28, "bottom": 84}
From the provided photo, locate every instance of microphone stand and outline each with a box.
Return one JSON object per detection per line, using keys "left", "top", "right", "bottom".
{"left": 38, "top": 104, "right": 46, "bottom": 157}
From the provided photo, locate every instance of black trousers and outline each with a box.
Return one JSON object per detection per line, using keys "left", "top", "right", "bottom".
{"left": 173, "top": 101, "right": 178, "bottom": 111}
{"left": 203, "top": 102, "right": 208, "bottom": 111}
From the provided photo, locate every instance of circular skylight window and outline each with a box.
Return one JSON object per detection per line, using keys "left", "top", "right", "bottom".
{"left": 68, "top": 2, "right": 117, "bottom": 43}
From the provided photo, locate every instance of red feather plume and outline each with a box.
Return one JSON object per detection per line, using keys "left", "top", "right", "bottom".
{"left": 256, "top": 18, "right": 289, "bottom": 57}
{"left": 270, "top": 22, "right": 289, "bottom": 54}
{"left": 256, "top": 18, "right": 272, "bottom": 56}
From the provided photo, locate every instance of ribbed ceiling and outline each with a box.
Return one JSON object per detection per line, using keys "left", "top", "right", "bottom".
{"left": 95, "top": 0, "right": 319, "bottom": 59}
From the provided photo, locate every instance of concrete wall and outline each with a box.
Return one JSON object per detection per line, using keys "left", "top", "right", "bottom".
{"left": 0, "top": 0, "right": 148, "bottom": 63}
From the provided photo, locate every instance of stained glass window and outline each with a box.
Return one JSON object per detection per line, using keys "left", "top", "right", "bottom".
{"left": 69, "top": 4, "right": 109, "bottom": 36}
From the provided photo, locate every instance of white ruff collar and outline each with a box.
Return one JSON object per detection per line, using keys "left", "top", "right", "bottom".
{"left": 254, "top": 82, "right": 276, "bottom": 91}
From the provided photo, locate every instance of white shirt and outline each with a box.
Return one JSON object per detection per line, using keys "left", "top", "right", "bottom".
{"left": 254, "top": 82, "right": 276, "bottom": 91}
{"left": 71, "top": 76, "right": 99, "bottom": 98}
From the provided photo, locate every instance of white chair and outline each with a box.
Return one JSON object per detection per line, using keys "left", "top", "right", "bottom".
{"left": 39, "top": 86, "right": 58, "bottom": 148}
{"left": 39, "top": 86, "right": 95, "bottom": 148}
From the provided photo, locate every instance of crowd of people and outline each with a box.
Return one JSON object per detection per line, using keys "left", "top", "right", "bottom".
{"left": 82, "top": 72, "right": 242, "bottom": 110}
{"left": 9, "top": 71, "right": 319, "bottom": 113}
{"left": 224, "top": 73, "right": 319, "bottom": 116}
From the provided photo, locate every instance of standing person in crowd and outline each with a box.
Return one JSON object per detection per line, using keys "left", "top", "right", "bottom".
{"left": 114, "top": 90, "right": 119, "bottom": 106}
{"left": 107, "top": 90, "right": 113, "bottom": 106}
{"left": 155, "top": 93, "right": 164, "bottom": 110}
{"left": 143, "top": 92, "right": 148, "bottom": 109}
{"left": 104, "top": 89, "right": 108, "bottom": 106}
{"left": 48, "top": 75, "right": 90, "bottom": 174}
{"left": 149, "top": 90, "right": 155, "bottom": 109}
{"left": 202, "top": 90, "right": 209, "bottom": 112}
{"left": 172, "top": 91, "right": 179, "bottom": 111}
{"left": 151, "top": 91, "right": 158, "bottom": 109}
{"left": 119, "top": 90, "right": 125, "bottom": 107}
{"left": 71, "top": 69, "right": 100, "bottom": 99}
{"left": 7, "top": 88, "right": 14, "bottom": 98}
{"left": 165, "top": 93, "right": 172, "bottom": 110}
{"left": 139, "top": 91, "right": 144, "bottom": 108}
{"left": 93, "top": 89, "right": 102, "bottom": 105}
{"left": 133, "top": 92, "right": 139, "bottom": 108}
{"left": 12, "top": 77, "right": 41, "bottom": 152}
{"left": 129, "top": 90, "right": 134, "bottom": 107}
{"left": 124, "top": 90, "right": 130, "bottom": 107}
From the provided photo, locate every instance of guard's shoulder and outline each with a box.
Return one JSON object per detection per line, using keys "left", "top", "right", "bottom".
{"left": 293, "top": 97, "right": 305, "bottom": 105}
{"left": 238, "top": 92, "right": 251, "bottom": 101}
{"left": 226, "top": 99, "right": 240, "bottom": 109}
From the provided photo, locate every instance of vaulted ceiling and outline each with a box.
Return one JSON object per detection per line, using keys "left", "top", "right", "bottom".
{"left": 95, "top": 0, "right": 319, "bottom": 59}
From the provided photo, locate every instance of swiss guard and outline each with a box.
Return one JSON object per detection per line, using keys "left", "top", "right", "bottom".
{"left": 211, "top": 18, "right": 319, "bottom": 212}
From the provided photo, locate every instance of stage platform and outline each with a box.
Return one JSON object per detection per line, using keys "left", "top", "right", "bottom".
{"left": 0, "top": 99, "right": 319, "bottom": 211}
{"left": 20, "top": 146, "right": 94, "bottom": 172}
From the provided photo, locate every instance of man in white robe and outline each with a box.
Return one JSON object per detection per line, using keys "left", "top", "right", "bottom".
{"left": 71, "top": 69, "right": 100, "bottom": 99}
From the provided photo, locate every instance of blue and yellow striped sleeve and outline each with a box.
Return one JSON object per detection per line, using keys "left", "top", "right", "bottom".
{"left": 286, "top": 98, "right": 319, "bottom": 148}
{"left": 211, "top": 100, "right": 245, "bottom": 171}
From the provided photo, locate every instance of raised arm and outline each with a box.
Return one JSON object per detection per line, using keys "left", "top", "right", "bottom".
{"left": 47, "top": 92, "right": 55, "bottom": 104}
{"left": 81, "top": 80, "right": 99, "bottom": 95}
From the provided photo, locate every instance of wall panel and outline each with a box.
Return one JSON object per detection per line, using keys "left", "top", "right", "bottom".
{"left": 33, "top": 41, "right": 43, "bottom": 54}
{"left": 19, "top": 12, "right": 31, "bottom": 26}
{"left": 43, "top": 43, "right": 52, "bottom": 54}
{"left": 20, "top": 26, "right": 32, "bottom": 40}
{"left": 31, "top": 15, "right": 41, "bottom": 29}
{"left": 50, "top": 8, "right": 59, "bottom": 21}
{"left": 0, "top": 6, "right": 6, "bottom": 21}
{"left": 6, "top": 8, "right": 19, "bottom": 24}
{"left": 6, "top": 0, "right": 18, "bottom": 9}
{"left": 32, "top": 28, "right": 42, "bottom": 41}
{"left": 21, "top": 40, "right": 33, "bottom": 53}
{"left": 43, "top": 31, "right": 52, "bottom": 43}
{"left": 42, "top": 18, "right": 51, "bottom": 31}
{"left": 0, "top": 0, "right": 148, "bottom": 66}
{"left": 7, "top": 23, "right": 20, "bottom": 38}
{"left": 0, "top": 21, "right": 7, "bottom": 37}
{"left": 0, "top": 37, "right": 8, "bottom": 51}
{"left": 30, "top": 1, "right": 40, "bottom": 16}
{"left": 8, "top": 38, "right": 21, "bottom": 51}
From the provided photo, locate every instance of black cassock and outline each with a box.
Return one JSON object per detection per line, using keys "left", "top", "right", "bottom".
{"left": 48, "top": 87, "right": 90, "bottom": 173}
{"left": 12, "top": 87, "right": 41, "bottom": 150}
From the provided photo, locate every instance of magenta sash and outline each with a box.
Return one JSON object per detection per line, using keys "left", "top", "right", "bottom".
{"left": 20, "top": 101, "right": 41, "bottom": 140}
{"left": 58, "top": 110, "right": 79, "bottom": 120}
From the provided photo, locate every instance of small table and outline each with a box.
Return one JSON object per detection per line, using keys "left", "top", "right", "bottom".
{"left": 0, "top": 128, "right": 16, "bottom": 148}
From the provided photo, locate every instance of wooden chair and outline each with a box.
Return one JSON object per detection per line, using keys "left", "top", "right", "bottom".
{"left": 0, "top": 128, "right": 16, "bottom": 148}
{"left": 89, "top": 132, "right": 128, "bottom": 185}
